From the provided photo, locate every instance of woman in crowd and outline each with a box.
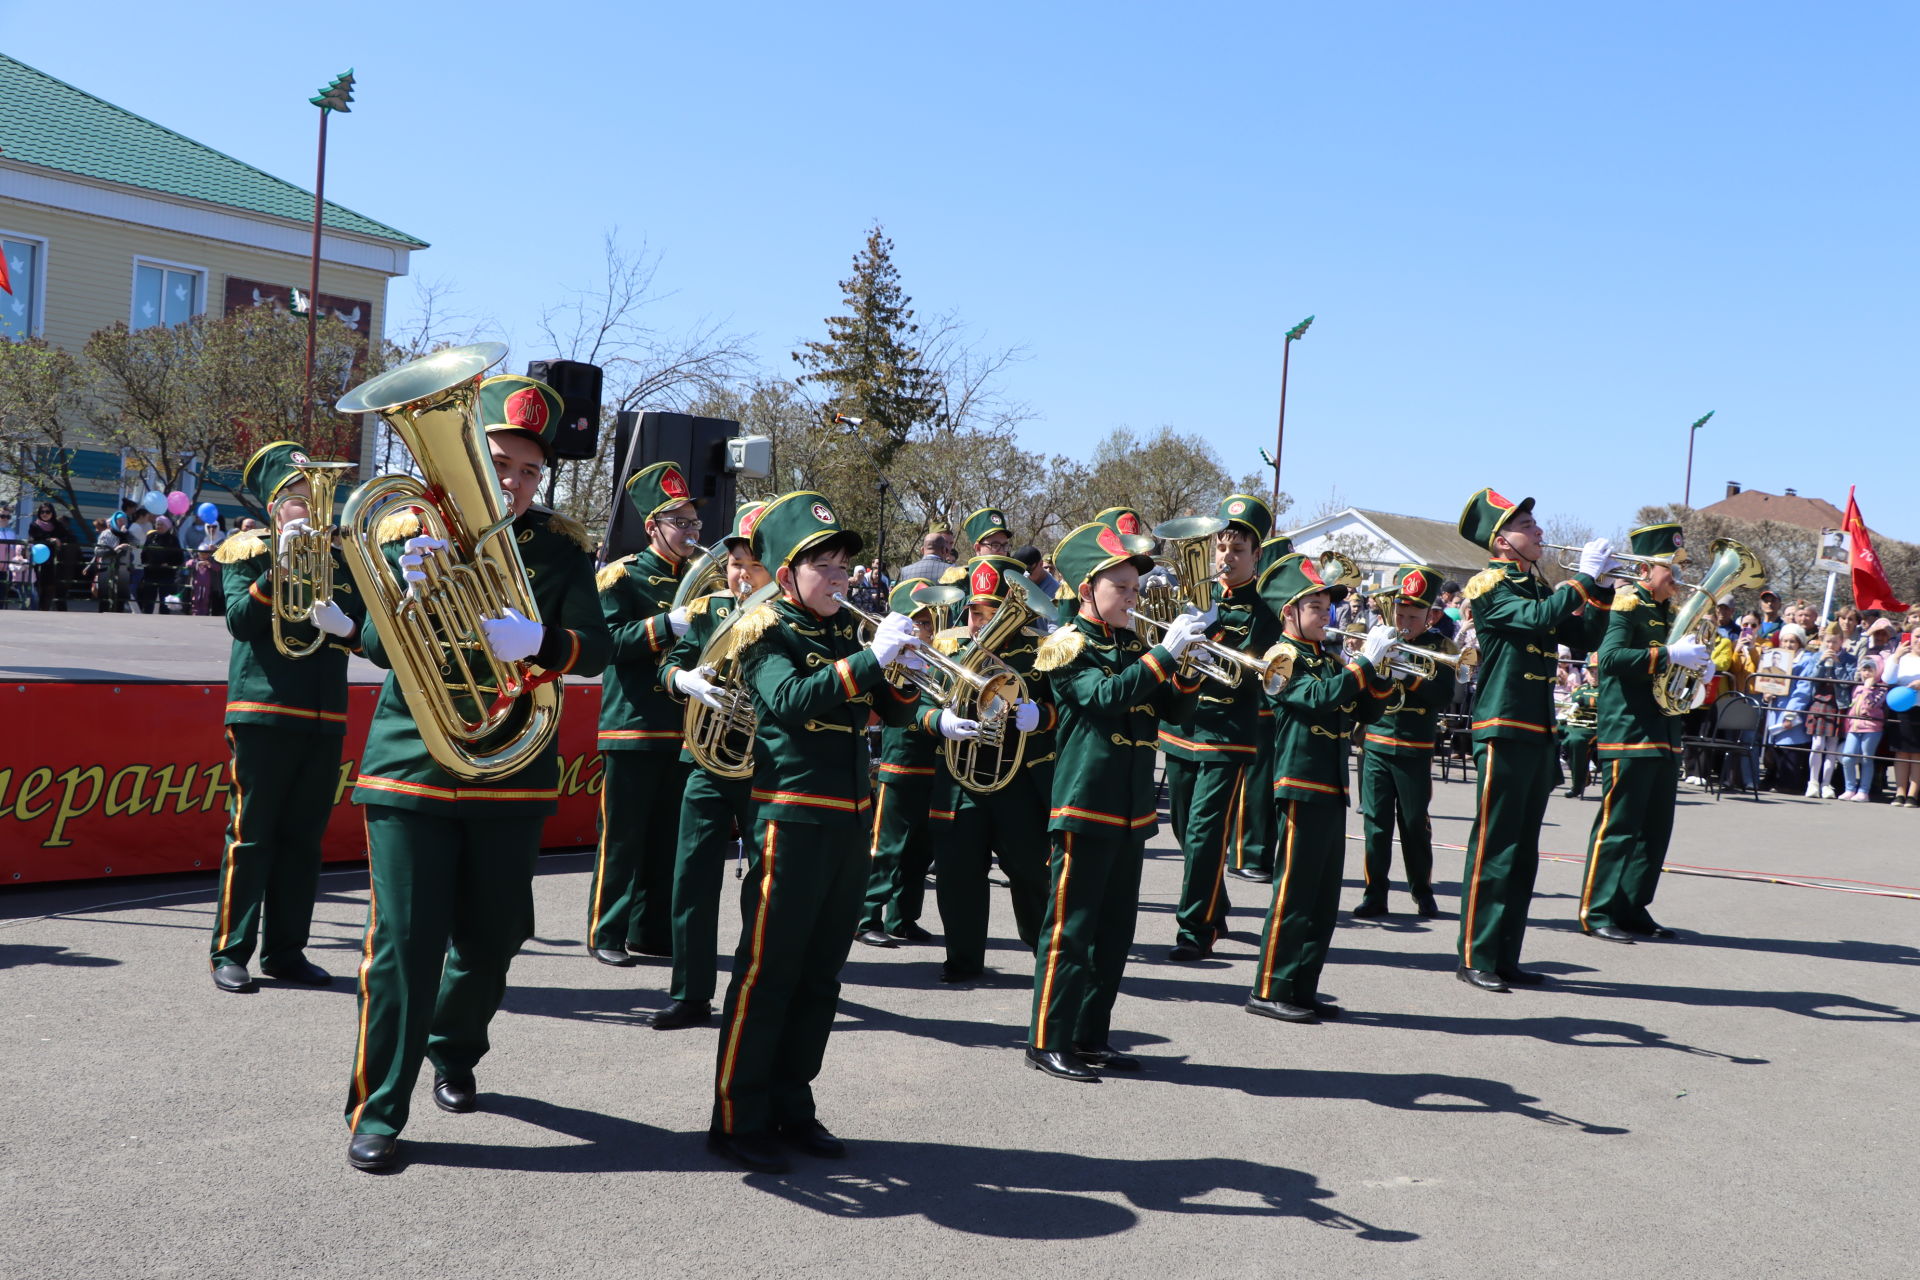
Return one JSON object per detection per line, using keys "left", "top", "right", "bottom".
{"left": 1761, "top": 625, "right": 1815, "bottom": 795}
{"left": 92, "top": 512, "right": 136, "bottom": 613}
{"left": 28, "top": 502, "right": 68, "bottom": 611}
{"left": 1803, "top": 625, "right": 1857, "bottom": 798}
{"left": 137, "top": 515, "right": 184, "bottom": 614}
{"left": 1882, "top": 624, "right": 1920, "bottom": 808}
{"left": 1839, "top": 658, "right": 1887, "bottom": 802}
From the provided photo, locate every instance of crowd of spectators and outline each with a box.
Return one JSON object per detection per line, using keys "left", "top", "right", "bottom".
{"left": 4, "top": 500, "right": 249, "bottom": 615}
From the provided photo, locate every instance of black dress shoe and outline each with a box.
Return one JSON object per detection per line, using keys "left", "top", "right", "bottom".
{"left": 1456, "top": 966, "right": 1510, "bottom": 993}
{"left": 1497, "top": 967, "right": 1546, "bottom": 986}
{"left": 1413, "top": 894, "right": 1441, "bottom": 918}
{"left": 260, "top": 955, "right": 331, "bottom": 985}
{"left": 854, "top": 929, "right": 898, "bottom": 949}
{"left": 210, "top": 962, "right": 256, "bottom": 993}
{"left": 707, "top": 1127, "right": 791, "bottom": 1175}
{"left": 1566, "top": 788, "right": 1585, "bottom": 799}
{"left": 887, "top": 922, "right": 934, "bottom": 943}
{"left": 590, "top": 947, "right": 638, "bottom": 967}
{"left": 1587, "top": 926, "right": 1637, "bottom": 944}
{"left": 347, "top": 1132, "right": 399, "bottom": 1172}
{"left": 627, "top": 939, "right": 673, "bottom": 957}
{"left": 775, "top": 1119, "right": 847, "bottom": 1158}
{"left": 432, "top": 1072, "right": 477, "bottom": 1114}
{"left": 1308, "top": 997, "right": 1342, "bottom": 1018}
{"left": 939, "top": 964, "right": 984, "bottom": 984}
{"left": 1025, "top": 1046, "right": 1101, "bottom": 1082}
{"left": 1166, "top": 941, "right": 1210, "bottom": 962}
{"left": 1226, "top": 867, "right": 1270, "bottom": 883}
{"left": 646, "top": 999, "right": 712, "bottom": 1030}
{"left": 1350, "top": 899, "right": 1388, "bottom": 919}
{"left": 1627, "top": 922, "right": 1678, "bottom": 939}
{"left": 1245, "top": 995, "right": 1318, "bottom": 1022}
{"left": 1074, "top": 1044, "right": 1142, "bottom": 1072}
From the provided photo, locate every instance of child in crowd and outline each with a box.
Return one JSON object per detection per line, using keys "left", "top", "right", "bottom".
{"left": 1804, "top": 625, "right": 1857, "bottom": 798}
{"left": 1839, "top": 658, "right": 1886, "bottom": 802}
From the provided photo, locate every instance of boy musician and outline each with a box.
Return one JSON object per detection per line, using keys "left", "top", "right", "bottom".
{"left": 208, "top": 441, "right": 363, "bottom": 993}
{"left": 1159, "top": 495, "right": 1279, "bottom": 960}
{"left": 1353, "top": 564, "right": 1456, "bottom": 919}
{"left": 587, "top": 461, "right": 706, "bottom": 966}
{"left": 1228, "top": 533, "right": 1294, "bottom": 885}
{"left": 344, "top": 375, "right": 609, "bottom": 1171}
{"left": 1562, "top": 664, "right": 1599, "bottom": 798}
{"left": 1245, "top": 554, "right": 1396, "bottom": 1023}
{"left": 647, "top": 502, "right": 769, "bottom": 1029}
{"left": 1027, "top": 524, "right": 1207, "bottom": 1082}
{"left": 1578, "top": 523, "right": 1710, "bottom": 943}
{"left": 708, "top": 492, "right": 921, "bottom": 1175}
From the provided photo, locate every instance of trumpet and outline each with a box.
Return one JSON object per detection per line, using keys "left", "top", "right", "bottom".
{"left": 269, "top": 458, "right": 357, "bottom": 660}
{"left": 833, "top": 591, "right": 1017, "bottom": 711}
{"left": 1330, "top": 627, "right": 1475, "bottom": 682}
{"left": 1131, "top": 514, "right": 1246, "bottom": 688}
{"left": 1541, "top": 543, "right": 1671, "bottom": 581}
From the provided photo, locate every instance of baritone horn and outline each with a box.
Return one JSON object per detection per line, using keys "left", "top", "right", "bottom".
{"left": 270, "top": 457, "right": 357, "bottom": 660}
{"left": 335, "top": 342, "right": 561, "bottom": 782}
{"left": 683, "top": 582, "right": 782, "bottom": 779}
{"left": 942, "top": 570, "right": 1046, "bottom": 794}
{"left": 1652, "top": 537, "right": 1764, "bottom": 716}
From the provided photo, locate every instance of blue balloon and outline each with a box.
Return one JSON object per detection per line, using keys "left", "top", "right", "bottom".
{"left": 1889, "top": 686, "right": 1919, "bottom": 714}
{"left": 31, "top": 543, "right": 51, "bottom": 565}
{"left": 197, "top": 502, "right": 221, "bottom": 523}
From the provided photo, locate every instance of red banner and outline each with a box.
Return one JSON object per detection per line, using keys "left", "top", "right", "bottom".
{"left": 1, "top": 684, "right": 605, "bottom": 885}
{"left": 1843, "top": 486, "right": 1907, "bottom": 614}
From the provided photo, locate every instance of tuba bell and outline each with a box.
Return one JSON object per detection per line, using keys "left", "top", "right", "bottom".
{"left": 334, "top": 343, "right": 561, "bottom": 782}
{"left": 269, "top": 457, "right": 357, "bottom": 660}
{"left": 1651, "top": 537, "right": 1765, "bottom": 716}
{"left": 683, "top": 581, "right": 782, "bottom": 780}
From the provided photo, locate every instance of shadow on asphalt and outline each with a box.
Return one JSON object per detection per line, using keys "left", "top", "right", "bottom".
{"left": 1340, "top": 1010, "right": 1770, "bottom": 1063}
{"left": 0, "top": 942, "right": 122, "bottom": 969}
{"left": 1540, "top": 974, "right": 1918, "bottom": 1022}
{"left": 1658, "top": 932, "right": 1920, "bottom": 968}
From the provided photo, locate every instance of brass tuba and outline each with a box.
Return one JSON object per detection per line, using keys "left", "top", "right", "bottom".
{"left": 683, "top": 581, "right": 782, "bottom": 779}
{"left": 335, "top": 343, "right": 561, "bottom": 782}
{"left": 270, "top": 457, "right": 357, "bottom": 659}
{"left": 1651, "top": 537, "right": 1764, "bottom": 716}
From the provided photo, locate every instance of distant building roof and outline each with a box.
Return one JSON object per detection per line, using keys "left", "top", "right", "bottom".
{"left": 0, "top": 52, "right": 426, "bottom": 248}
{"left": 1696, "top": 485, "right": 1844, "bottom": 535}
{"left": 1286, "top": 507, "right": 1492, "bottom": 582}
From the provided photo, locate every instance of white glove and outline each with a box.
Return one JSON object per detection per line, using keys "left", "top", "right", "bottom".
{"left": 481, "top": 607, "right": 544, "bottom": 663}
{"left": 276, "top": 517, "right": 310, "bottom": 563}
{"left": 870, "top": 612, "right": 920, "bottom": 667}
{"left": 938, "top": 710, "right": 981, "bottom": 741}
{"left": 1160, "top": 611, "right": 1208, "bottom": 659}
{"left": 1668, "top": 635, "right": 1712, "bottom": 672}
{"left": 399, "top": 535, "right": 447, "bottom": 585}
{"left": 310, "top": 599, "right": 354, "bottom": 638}
{"left": 1186, "top": 603, "right": 1220, "bottom": 629}
{"left": 674, "top": 664, "right": 727, "bottom": 711}
{"left": 1014, "top": 699, "right": 1041, "bottom": 733}
{"left": 1577, "top": 537, "right": 1619, "bottom": 580}
{"left": 668, "top": 607, "right": 691, "bottom": 638}
{"left": 1360, "top": 623, "right": 1398, "bottom": 668}
{"left": 1263, "top": 670, "right": 1288, "bottom": 697}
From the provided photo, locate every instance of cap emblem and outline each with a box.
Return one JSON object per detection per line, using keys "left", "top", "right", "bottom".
{"left": 811, "top": 502, "right": 835, "bottom": 524}
{"left": 659, "top": 466, "right": 689, "bottom": 500}
{"left": 971, "top": 562, "right": 1000, "bottom": 596}
{"left": 504, "top": 386, "right": 549, "bottom": 431}
{"left": 1096, "top": 526, "right": 1126, "bottom": 556}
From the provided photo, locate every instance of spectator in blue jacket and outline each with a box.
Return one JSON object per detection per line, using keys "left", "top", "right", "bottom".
{"left": 1762, "top": 625, "right": 1816, "bottom": 794}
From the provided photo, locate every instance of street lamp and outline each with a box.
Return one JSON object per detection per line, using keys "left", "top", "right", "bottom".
{"left": 1683, "top": 410, "right": 1714, "bottom": 508}
{"left": 1271, "top": 314, "right": 1313, "bottom": 512}
{"left": 302, "top": 69, "right": 355, "bottom": 438}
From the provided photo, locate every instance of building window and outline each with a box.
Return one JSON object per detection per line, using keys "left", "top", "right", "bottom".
{"left": 131, "top": 259, "right": 204, "bottom": 330}
{"left": 1, "top": 235, "right": 45, "bottom": 340}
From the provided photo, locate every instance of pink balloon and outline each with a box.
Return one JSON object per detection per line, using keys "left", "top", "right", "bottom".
{"left": 167, "top": 491, "right": 191, "bottom": 516}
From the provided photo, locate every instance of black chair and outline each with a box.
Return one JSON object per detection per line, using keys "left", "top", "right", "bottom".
{"left": 1683, "top": 694, "right": 1763, "bottom": 801}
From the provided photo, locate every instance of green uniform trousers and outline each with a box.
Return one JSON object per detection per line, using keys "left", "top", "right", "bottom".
{"left": 669, "top": 770, "right": 755, "bottom": 1005}
{"left": 1233, "top": 729, "right": 1277, "bottom": 876}
{"left": 1166, "top": 757, "right": 1247, "bottom": 948}
{"left": 931, "top": 772, "right": 1052, "bottom": 975}
{"left": 209, "top": 726, "right": 341, "bottom": 969}
{"left": 1250, "top": 799, "right": 1347, "bottom": 1006}
{"left": 1029, "top": 829, "right": 1146, "bottom": 1053}
{"left": 1578, "top": 756, "right": 1678, "bottom": 933}
{"left": 1564, "top": 729, "right": 1596, "bottom": 793}
{"left": 859, "top": 775, "right": 934, "bottom": 935}
{"left": 1457, "top": 739, "right": 1557, "bottom": 974}
{"left": 1357, "top": 750, "right": 1435, "bottom": 907}
{"left": 712, "top": 817, "right": 864, "bottom": 1136}
{"left": 586, "top": 752, "right": 688, "bottom": 953}
{"left": 344, "top": 806, "right": 544, "bottom": 1138}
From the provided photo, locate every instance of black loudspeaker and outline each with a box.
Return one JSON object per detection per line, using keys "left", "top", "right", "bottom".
{"left": 603, "top": 411, "right": 741, "bottom": 561}
{"left": 526, "top": 359, "right": 604, "bottom": 460}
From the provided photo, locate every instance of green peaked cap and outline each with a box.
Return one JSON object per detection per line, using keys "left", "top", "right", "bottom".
{"left": 1093, "top": 507, "right": 1158, "bottom": 554}
{"left": 959, "top": 554, "right": 1029, "bottom": 604}
{"left": 478, "top": 374, "right": 563, "bottom": 460}
{"left": 751, "top": 490, "right": 863, "bottom": 569}
{"left": 625, "top": 460, "right": 696, "bottom": 522}
{"left": 1458, "top": 487, "right": 1535, "bottom": 551}
{"left": 1378, "top": 563, "right": 1441, "bottom": 608}
{"left": 1053, "top": 521, "right": 1154, "bottom": 593}
{"left": 962, "top": 507, "right": 1012, "bottom": 547}
{"left": 1255, "top": 534, "right": 1295, "bottom": 579}
{"left": 1627, "top": 522, "right": 1688, "bottom": 565}
{"left": 242, "top": 439, "right": 322, "bottom": 506}
{"left": 1216, "top": 493, "right": 1274, "bottom": 541}
{"left": 1258, "top": 551, "right": 1354, "bottom": 613}
{"left": 722, "top": 500, "right": 767, "bottom": 551}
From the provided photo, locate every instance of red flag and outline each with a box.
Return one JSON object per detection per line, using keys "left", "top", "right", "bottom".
{"left": 1842, "top": 486, "right": 1907, "bottom": 612}
{"left": 0, "top": 248, "right": 11, "bottom": 296}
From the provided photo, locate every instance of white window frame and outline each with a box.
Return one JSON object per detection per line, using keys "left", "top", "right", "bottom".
{"left": 0, "top": 229, "right": 50, "bottom": 339}
{"left": 129, "top": 255, "right": 208, "bottom": 330}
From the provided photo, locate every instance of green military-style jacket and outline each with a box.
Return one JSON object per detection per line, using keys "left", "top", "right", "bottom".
{"left": 1463, "top": 559, "right": 1610, "bottom": 743}
{"left": 1157, "top": 577, "right": 1280, "bottom": 763}
{"left": 1594, "top": 585, "right": 1684, "bottom": 758}
{"left": 736, "top": 596, "right": 916, "bottom": 826}
{"left": 350, "top": 507, "right": 610, "bottom": 816}
{"left": 1268, "top": 633, "right": 1392, "bottom": 806}
{"left": 1562, "top": 683, "right": 1598, "bottom": 739}
{"left": 1361, "top": 627, "right": 1458, "bottom": 756}
{"left": 659, "top": 589, "right": 745, "bottom": 771}
{"left": 1035, "top": 614, "right": 1200, "bottom": 837}
{"left": 217, "top": 532, "right": 365, "bottom": 736}
{"left": 921, "top": 622, "right": 1060, "bottom": 817}
{"left": 597, "top": 545, "right": 688, "bottom": 752}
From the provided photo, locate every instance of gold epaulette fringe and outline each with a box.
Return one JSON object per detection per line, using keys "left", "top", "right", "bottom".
{"left": 213, "top": 531, "right": 267, "bottom": 564}
{"left": 1053, "top": 580, "right": 1077, "bottom": 602}
{"left": 1610, "top": 585, "right": 1644, "bottom": 612}
{"left": 375, "top": 509, "right": 422, "bottom": 545}
{"left": 595, "top": 555, "right": 634, "bottom": 592}
{"left": 1463, "top": 567, "right": 1505, "bottom": 601}
{"left": 542, "top": 509, "right": 595, "bottom": 551}
{"left": 730, "top": 603, "right": 779, "bottom": 650}
{"left": 685, "top": 592, "right": 718, "bottom": 620}
{"left": 1034, "top": 628, "right": 1085, "bottom": 672}
{"left": 933, "top": 627, "right": 966, "bottom": 656}
{"left": 939, "top": 565, "right": 968, "bottom": 585}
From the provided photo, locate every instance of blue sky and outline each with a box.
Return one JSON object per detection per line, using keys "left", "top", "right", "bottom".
{"left": 7, "top": 1, "right": 1915, "bottom": 539}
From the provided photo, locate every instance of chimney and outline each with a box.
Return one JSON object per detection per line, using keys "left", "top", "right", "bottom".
{"left": 1784, "top": 488, "right": 1797, "bottom": 497}
{"left": 1726, "top": 482, "right": 1741, "bottom": 498}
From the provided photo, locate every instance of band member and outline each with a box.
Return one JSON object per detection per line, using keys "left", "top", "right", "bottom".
{"left": 1354, "top": 564, "right": 1456, "bottom": 919}
{"left": 959, "top": 507, "right": 1015, "bottom": 563}
{"left": 1452, "top": 489, "right": 1613, "bottom": 993}
{"left": 1160, "top": 494, "right": 1279, "bottom": 960}
{"left": 1027, "top": 523, "right": 1206, "bottom": 1082}
{"left": 586, "top": 461, "right": 705, "bottom": 966}
{"left": 1059, "top": 507, "right": 1153, "bottom": 627}
{"left": 648, "top": 502, "right": 769, "bottom": 1029}
{"left": 344, "top": 375, "right": 609, "bottom": 1172}
{"left": 1228, "top": 533, "right": 1293, "bottom": 884}
{"left": 929, "top": 556, "right": 1052, "bottom": 982}
{"left": 709, "top": 492, "right": 922, "bottom": 1174}
{"left": 1246, "top": 554, "right": 1396, "bottom": 1023}
{"left": 856, "top": 577, "right": 946, "bottom": 949}
{"left": 1578, "top": 523, "right": 1711, "bottom": 943}
{"left": 207, "top": 441, "right": 363, "bottom": 993}
{"left": 1562, "top": 666, "right": 1599, "bottom": 798}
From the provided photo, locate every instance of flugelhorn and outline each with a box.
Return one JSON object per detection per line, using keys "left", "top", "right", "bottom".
{"left": 1543, "top": 543, "right": 1671, "bottom": 580}
{"left": 1129, "top": 515, "right": 1252, "bottom": 688}
{"left": 1329, "top": 627, "right": 1474, "bottom": 682}
{"left": 335, "top": 342, "right": 561, "bottom": 782}
{"left": 270, "top": 457, "right": 357, "bottom": 660}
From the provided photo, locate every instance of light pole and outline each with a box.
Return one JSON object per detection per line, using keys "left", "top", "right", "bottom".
{"left": 1271, "top": 315, "right": 1313, "bottom": 512}
{"left": 1683, "top": 410, "right": 1713, "bottom": 508}
{"left": 302, "top": 70, "right": 355, "bottom": 439}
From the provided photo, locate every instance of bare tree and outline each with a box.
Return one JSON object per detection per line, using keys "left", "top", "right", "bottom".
{"left": 0, "top": 337, "right": 91, "bottom": 530}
